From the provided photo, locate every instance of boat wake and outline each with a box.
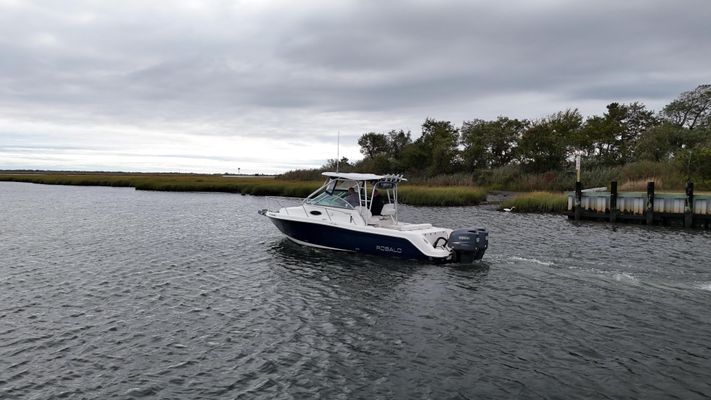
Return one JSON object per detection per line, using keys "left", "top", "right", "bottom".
{"left": 612, "top": 272, "right": 639, "bottom": 283}
{"left": 510, "top": 256, "right": 554, "bottom": 266}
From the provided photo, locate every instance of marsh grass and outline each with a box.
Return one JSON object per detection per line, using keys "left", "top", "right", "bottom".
{"left": 398, "top": 185, "right": 487, "bottom": 206}
{"left": 0, "top": 172, "right": 488, "bottom": 206}
{"left": 0, "top": 173, "right": 322, "bottom": 198}
{"left": 409, "top": 173, "right": 475, "bottom": 186}
{"left": 499, "top": 191, "right": 568, "bottom": 213}
{"left": 619, "top": 178, "right": 664, "bottom": 191}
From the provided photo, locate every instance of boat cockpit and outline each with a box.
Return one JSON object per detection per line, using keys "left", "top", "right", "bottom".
{"left": 304, "top": 173, "right": 405, "bottom": 224}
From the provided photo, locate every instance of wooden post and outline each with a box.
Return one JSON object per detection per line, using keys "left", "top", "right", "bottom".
{"left": 574, "top": 181, "right": 582, "bottom": 221}
{"left": 684, "top": 181, "right": 694, "bottom": 228}
{"left": 610, "top": 181, "right": 618, "bottom": 223}
{"left": 646, "top": 181, "right": 655, "bottom": 225}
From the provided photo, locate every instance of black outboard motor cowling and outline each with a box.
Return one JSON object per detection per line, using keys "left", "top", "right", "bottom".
{"left": 448, "top": 227, "right": 488, "bottom": 263}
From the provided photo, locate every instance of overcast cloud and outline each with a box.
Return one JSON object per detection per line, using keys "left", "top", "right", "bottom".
{"left": 1, "top": 0, "right": 709, "bottom": 173}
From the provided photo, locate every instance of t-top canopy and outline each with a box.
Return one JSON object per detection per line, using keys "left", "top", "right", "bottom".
{"left": 321, "top": 172, "right": 407, "bottom": 182}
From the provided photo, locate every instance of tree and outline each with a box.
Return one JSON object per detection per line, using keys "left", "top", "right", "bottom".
{"left": 487, "top": 117, "right": 527, "bottom": 167}
{"left": 322, "top": 157, "right": 353, "bottom": 172}
{"left": 518, "top": 109, "right": 582, "bottom": 172}
{"left": 357, "top": 132, "right": 390, "bottom": 159}
{"left": 416, "top": 118, "right": 460, "bottom": 176}
{"left": 634, "top": 123, "right": 685, "bottom": 162}
{"left": 355, "top": 129, "right": 413, "bottom": 173}
{"left": 633, "top": 85, "right": 711, "bottom": 166}
{"left": 460, "top": 119, "right": 489, "bottom": 170}
{"left": 618, "top": 102, "right": 658, "bottom": 163}
{"left": 397, "top": 142, "right": 428, "bottom": 174}
{"left": 675, "top": 130, "right": 711, "bottom": 180}
{"left": 386, "top": 129, "right": 412, "bottom": 157}
{"left": 518, "top": 123, "right": 565, "bottom": 172}
{"left": 461, "top": 117, "right": 527, "bottom": 170}
{"left": 662, "top": 84, "right": 711, "bottom": 130}
{"left": 355, "top": 154, "right": 392, "bottom": 174}
{"left": 577, "top": 103, "right": 657, "bottom": 165}
{"left": 577, "top": 115, "right": 615, "bottom": 162}
{"left": 688, "top": 146, "right": 711, "bottom": 180}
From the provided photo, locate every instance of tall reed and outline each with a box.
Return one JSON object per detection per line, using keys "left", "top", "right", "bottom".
{"left": 499, "top": 191, "right": 568, "bottom": 213}
{"left": 398, "top": 185, "right": 487, "bottom": 206}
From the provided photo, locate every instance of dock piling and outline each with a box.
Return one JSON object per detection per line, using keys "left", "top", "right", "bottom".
{"left": 574, "top": 181, "right": 582, "bottom": 221}
{"left": 685, "top": 181, "right": 694, "bottom": 228}
{"left": 646, "top": 182, "right": 655, "bottom": 225}
{"left": 610, "top": 181, "right": 618, "bottom": 223}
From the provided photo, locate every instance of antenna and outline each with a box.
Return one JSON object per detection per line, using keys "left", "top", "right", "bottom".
{"left": 336, "top": 130, "right": 340, "bottom": 172}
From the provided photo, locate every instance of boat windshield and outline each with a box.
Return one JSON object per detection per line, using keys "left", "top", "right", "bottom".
{"left": 307, "top": 192, "right": 355, "bottom": 208}
{"left": 306, "top": 179, "right": 358, "bottom": 209}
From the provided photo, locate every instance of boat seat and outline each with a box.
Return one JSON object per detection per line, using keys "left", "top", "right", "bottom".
{"left": 355, "top": 206, "right": 373, "bottom": 225}
{"left": 380, "top": 204, "right": 396, "bottom": 216}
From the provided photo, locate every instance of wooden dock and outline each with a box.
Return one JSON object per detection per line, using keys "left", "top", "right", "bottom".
{"left": 567, "top": 181, "right": 711, "bottom": 228}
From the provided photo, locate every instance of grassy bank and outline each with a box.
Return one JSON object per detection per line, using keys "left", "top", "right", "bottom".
{"left": 0, "top": 172, "right": 488, "bottom": 206}
{"left": 499, "top": 191, "right": 569, "bottom": 213}
{"left": 398, "top": 185, "right": 487, "bottom": 206}
{"left": 0, "top": 172, "right": 321, "bottom": 198}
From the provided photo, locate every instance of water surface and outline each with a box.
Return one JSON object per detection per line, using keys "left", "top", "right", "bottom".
{"left": 1, "top": 182, "right": 710, "bottom": 399}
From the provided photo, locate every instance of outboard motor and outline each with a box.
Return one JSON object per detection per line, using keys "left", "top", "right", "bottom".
{"left": 448, "top": 228, "right": 488, "bottom": 263}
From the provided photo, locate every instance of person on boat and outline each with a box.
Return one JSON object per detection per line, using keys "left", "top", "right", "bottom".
{"left": 371, "top": 189, "right": 385, "bottom": 215}
{"left": 345, "top": 187, "right": 360, "bottom": 207}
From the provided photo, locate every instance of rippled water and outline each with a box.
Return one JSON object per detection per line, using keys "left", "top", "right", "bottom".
{"left": 1, "top": 182, "right": 710, "bottom": 399}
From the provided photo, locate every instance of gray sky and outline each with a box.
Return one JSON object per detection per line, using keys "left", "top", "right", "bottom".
{"left": 1, "top": 0, "right": 709, "bottom": 173}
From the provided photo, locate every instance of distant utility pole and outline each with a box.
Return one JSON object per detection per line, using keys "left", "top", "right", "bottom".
{"left": 238, "top": 168, "right": 241, "bottom": 175}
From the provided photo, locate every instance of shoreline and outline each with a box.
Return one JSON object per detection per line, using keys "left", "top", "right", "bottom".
{"left": 0, "top": 172, "right": 489, "bottom": 207}
{"left": 8, "top": 172, "right": 703, "bottom": 216}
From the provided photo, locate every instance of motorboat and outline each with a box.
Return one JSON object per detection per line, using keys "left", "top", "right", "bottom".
{"left": 258, "top": 172, "right": 488, "bottom": 263}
